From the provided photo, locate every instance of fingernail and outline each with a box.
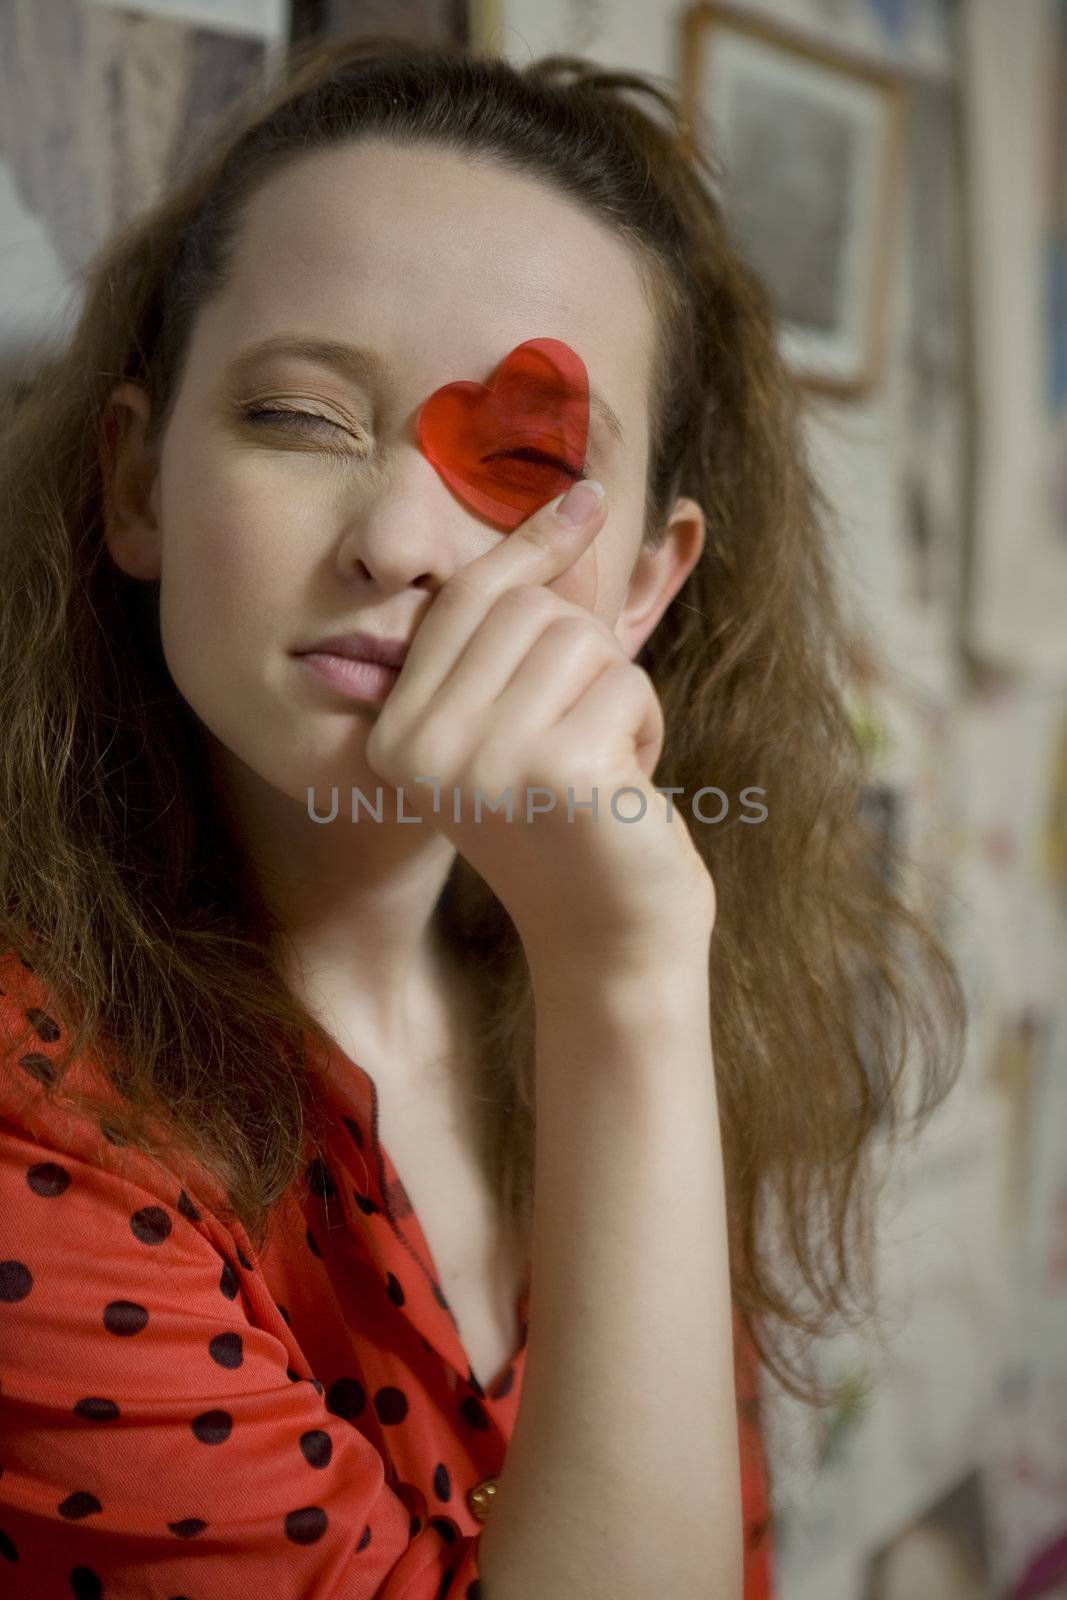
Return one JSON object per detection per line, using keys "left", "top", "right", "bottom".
{"left": 554, "top": 478, "right": 605, "bottom": 525}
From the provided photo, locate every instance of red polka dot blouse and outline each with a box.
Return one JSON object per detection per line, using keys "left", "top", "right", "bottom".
{"left": 0, "top": 949, "right": 775, "bottom": 1598}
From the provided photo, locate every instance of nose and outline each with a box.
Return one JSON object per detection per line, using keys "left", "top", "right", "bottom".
{"left": 335, "top": 444, "right": 500, "bottom": 594}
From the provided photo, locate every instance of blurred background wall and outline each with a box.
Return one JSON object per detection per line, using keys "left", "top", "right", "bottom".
{"left": 2, "top": 2, "right": 1065, "bottom": 1596}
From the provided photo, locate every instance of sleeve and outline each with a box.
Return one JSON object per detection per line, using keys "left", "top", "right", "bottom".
{"left": 0, "top": 1105, "right": 485, "bottom": 1600}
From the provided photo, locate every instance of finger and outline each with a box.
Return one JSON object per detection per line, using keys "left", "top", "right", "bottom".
{"left": 475, "top": 618, "right": 625, "bottom": 733}
{"left": 389, "top": 478, "right": 608, "bottom": 711}
{"left": 555, "top": 661, "right": 666, "bottom": 780}
{"left": 421, "top": 583, "right": 621, "bottom": 715}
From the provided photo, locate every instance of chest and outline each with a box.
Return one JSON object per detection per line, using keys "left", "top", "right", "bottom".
{"left": 373, "top": 1073, "right": 527, "bottom": 1397}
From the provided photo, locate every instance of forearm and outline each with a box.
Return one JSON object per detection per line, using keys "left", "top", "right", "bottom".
{"left": 477, "top": 955, "right": 743, "bottom": 1600}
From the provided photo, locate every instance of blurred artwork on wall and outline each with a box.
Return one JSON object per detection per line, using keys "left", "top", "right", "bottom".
{"left": 0, "top": 0, "right": 270, "bottom": 314}
{"left": 681, "top": 2, "right": 909, "bottom": 397}
{"left": 964, "top": 0, "right": 1067, "bottom": 675}
{"left": 860, "top": 1468, "right": 991, "bottom": 1600}
{"left": 291, "top": 0, "right": 468, "bottom": 45}
{"left": 901, "top": 77, "right": 967, "bottom": 632}
{"left": 84, "top": 0, "right": 287, "bottom": 37}
{"left": 1046, "top": 0, "right": 1067, "bottom": 543}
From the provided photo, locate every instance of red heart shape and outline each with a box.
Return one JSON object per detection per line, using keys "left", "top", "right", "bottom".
{"left": 416, "top": 337, "right": 590, "bottom": 530}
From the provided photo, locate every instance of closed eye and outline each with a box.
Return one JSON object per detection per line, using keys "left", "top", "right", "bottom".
{"left": 484, "top": 446, "right": 586, "bottom": 480}
{"left": 241, "top": 410, "right": 589, "bottom": 479}
{"left": 240, "top": 406, "right": 346, "bottom": 434}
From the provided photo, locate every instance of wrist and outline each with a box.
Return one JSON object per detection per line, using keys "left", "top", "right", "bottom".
{"left": 526, "top": 939, "right": 712, "bottom": 1020}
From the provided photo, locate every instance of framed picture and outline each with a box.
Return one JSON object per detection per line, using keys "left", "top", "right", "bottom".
{"left": 291, "top": 0, "right": 469, "bottom": 47}
{"left": 962, "top": 0, "right": 1067, "bottom": 675}
{"left": 680, "top": 2, "right": 910, "bottom": 397}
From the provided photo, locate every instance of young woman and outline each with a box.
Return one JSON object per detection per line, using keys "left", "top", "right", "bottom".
{"left": 0, "top": 34, "right": 966, "bottom": 1600}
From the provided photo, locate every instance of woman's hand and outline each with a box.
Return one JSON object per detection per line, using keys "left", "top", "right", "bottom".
{"left": 362, "top": 479, "right": 716, "bottom": 974}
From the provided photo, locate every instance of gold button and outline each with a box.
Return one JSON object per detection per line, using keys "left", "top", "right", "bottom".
{"left": 467, "top": 1477, "right": 498, "bottom": 1521}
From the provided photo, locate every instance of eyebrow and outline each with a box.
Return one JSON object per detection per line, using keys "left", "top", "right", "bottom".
{"left": 222, "top": 332, "right": 626, "bottom": 452}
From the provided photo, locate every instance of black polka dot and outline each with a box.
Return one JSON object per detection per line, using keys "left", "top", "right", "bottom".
{"left": 219, "top": 1258, "right": 239, "bottom": 1300}
{"left": 59, "top": 1491, "right": 103, "bottom": 1520}
{"left": 18, "top": 1052, "right": 55, "bottom": 1087}
{"left": 0, "top": 1261, "right": 32, "bottom": 1302}
{"left": 70, "top": 1568, "right": 103, "bottom": 1598}
{"left": 26, "top": 1008, "right": 61, "bottom": 1042}
{"left": 100, "top": 1120, "right": 129, "bottom": 1147}
{"left": 385, "top": 1272, "right": 405, "bottom": 1307}
{"left": 285, "top": 1505, "right": 327, "bottom": 1544}
{"left": 460, "top": 1395, "right": 490, "bottom": 1431}
{"left": 208, "top": 1331, "right": 243, "bottom": 1368}
{"left": 27, "top": 1161, "right": 70, "bottom": 1197}
{"left": 236, "top": 1245, "right": 253, "bottom": 1270}
{"left": 167, "top": 1518, "right": 207, "bottom": 1539}
{"left": 130, "top": 1206, "right": 172, "bottom": 1246}
{"left": 357, "top": 1523, "right": 372, "bottom": 1551}
{"left": 286, "top": 1366, "right": 301, "bottom": 1382}
{"left": 309, "top": 1378, "right": 324, "bottom": 1395}
{"left": 74, "top": 1397, "right": 120, "bottom": 1420}
{"left": 466, "top": 1582, "right": 483, "bottom": 1599}
{"left": 493, "top": 1366, "right": 515, "bottom": 1399}
{"left": 429, "top": 1515, "right": 459, "bottom": 1545}
{"left": 326, "top": 1376, "right": 365, "bottom": 1420}
{"left": 299, "top": 1429, "right": 332, "bottom": 1469}
{"left": 385, "top": 1177, "right": 413, "bottom": 1218}
{"left": 467, "top": 1366, "right": 484, "bottom": 1398}
{"left": 306, "top": 1158, "right": 336, "bottom": 1200}
{"left": 192, "top": 1409, "right": 232, "bottom": 1444}
{"left": 431, "top": 1280, "right": 450, "bottom": 1311}
{"left": 433, "top": 1462, "right": 451, "bottom": 1501}
{"left": 342, "top": 1116, "right": 364, "bottom": 1149}
{"left": 0, "top": 1526, "right": 16, "bottom": 1562}
{"left": 306, "top": 1226, "right": 322, "bottom": 1259}
{"left": 354, "top": 1190, "right": 378, "bottom": 1215}
{"left": 437, "top": 1566, "right": 456, "bottom": 1599}
{"left": 103, "top": 1300, "right": 148, "bottom": 1336}
{"left": 374, "top": 1386, "right": 408, "bottom": 1425}
{"left": 409, "top": 1517, "right": 422, "bottom": 1536}
{"left": 276, "top": 1302, "right": 292, "bottom": 1325}
{"left": 177, "top": 1190, "right": 201, "bottom": 1223}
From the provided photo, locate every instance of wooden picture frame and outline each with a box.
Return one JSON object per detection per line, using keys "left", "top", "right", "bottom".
{"left": 680, "top": 1, "right": 910, "bottom": 398}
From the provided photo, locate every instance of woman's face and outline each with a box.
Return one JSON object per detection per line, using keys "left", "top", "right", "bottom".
{"left": 105, "top": 139, "right": 704, "bottom": 807}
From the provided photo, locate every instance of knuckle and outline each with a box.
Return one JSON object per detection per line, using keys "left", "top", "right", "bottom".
{"left": 495, "top": 583, "right": 556, "bottom": 619}
{"left": 544, "top": 615, "right": 597, "bottom": 649}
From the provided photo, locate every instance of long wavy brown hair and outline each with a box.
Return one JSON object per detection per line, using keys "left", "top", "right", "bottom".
{"left": 0, "top": 32, "right": 966, "bottom": 1409}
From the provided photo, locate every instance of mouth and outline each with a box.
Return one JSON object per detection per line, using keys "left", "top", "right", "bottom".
{"left": 294, "top": 649, "right": 401, "bottom": 705}
{"left": 294, "top": 631, "right": 410, "bottom": 670}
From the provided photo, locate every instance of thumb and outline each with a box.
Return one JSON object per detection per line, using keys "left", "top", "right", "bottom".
{"left": 462, "top": 477, "right": 607, "bottom": 606}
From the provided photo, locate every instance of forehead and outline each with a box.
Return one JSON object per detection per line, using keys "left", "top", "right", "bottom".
{"left": 204, "top": 138, "right": 655, "bottom": 457}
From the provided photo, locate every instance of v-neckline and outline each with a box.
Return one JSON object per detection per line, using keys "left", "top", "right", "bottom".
{"left": 310, "top": 1022, "right": 531, "bottom": 1399}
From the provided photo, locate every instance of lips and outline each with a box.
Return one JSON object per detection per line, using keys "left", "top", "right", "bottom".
{"left": 296, "top": 632, "right": 409, "bottom": 669}
{"left": 416, "top": 337, "right": 589, "bottom": 530}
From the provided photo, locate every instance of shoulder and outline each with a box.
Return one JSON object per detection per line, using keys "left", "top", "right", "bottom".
{"left": 0, "top": 945, "right": 487, "bottom": 1596}
{"left": 0, "top": 946, "right": 236, "bottom": 1243}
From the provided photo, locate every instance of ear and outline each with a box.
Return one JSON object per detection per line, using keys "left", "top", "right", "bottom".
{"left": 615, "top": 495, "right": 707, "bottom": 659}
{"left": 100, "top": 382, "right": 163, "bottom": 582}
